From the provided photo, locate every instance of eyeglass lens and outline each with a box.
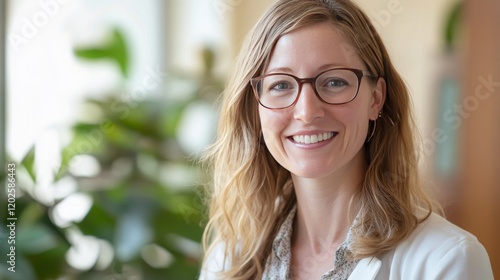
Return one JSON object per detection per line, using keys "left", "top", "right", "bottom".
{"left": 255, "top": 69, "right": 360, "bottom": 109}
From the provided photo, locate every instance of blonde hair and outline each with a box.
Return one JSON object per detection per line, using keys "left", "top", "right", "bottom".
{"left": 202, "top": 0, "right": 438, "bottom": 278}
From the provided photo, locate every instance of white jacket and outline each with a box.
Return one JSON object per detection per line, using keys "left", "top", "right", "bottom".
{"left": 350, "top": 213, "right": 493, "bottom": 279}
{"left": 200, "top": 213, "right": 494, "bottom": 279}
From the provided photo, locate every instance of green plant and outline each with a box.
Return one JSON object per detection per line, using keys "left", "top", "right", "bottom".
{"left": 0, "top": 28, "right": 221, "bottom": 280}
{"left": 444, "top": 1, "right": 462, "bottom": 52}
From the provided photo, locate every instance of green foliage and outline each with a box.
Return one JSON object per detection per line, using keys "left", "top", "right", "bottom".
{"left": 20, "top": 147, "right": 36, "bottom": 182}
{"left": 74, "top": 29, "right": 130, "bottom": 77}
{"left": 1, "top": 28, "right": 222, "bottom": 279}
{"left": 444, "top": 1, "right": 463, "bottom": 52}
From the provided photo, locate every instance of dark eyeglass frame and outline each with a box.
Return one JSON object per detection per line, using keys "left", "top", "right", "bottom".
{"left": 250, "top": 67, "right": 376, "bottom": 109}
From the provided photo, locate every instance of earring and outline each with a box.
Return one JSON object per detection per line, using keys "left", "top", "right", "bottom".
{"left": 366, "top": 112, "right": 382, "bottom": 143}
{"left": 366, "top": 119, "right": 377, "bottom": 142}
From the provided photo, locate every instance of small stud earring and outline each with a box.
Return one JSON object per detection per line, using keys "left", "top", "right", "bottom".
{"left": 378, "top": 111, "right": 382, "bottom": 118}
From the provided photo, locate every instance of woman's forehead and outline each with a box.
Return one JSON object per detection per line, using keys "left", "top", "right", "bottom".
{"left": 265, "top": 22, "right": 364, "bottom": 75}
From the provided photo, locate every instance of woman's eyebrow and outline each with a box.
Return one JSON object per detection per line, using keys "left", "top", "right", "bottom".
{"left": 265, "top": 63, "right": 349, "bottom": 75}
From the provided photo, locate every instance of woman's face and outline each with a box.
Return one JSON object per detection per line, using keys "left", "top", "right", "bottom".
{"left": 259, "top": 22, "right": 385, "bottom": 179}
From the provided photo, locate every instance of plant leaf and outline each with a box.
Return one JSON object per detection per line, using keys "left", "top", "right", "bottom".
{"left": 73, "top": 28, "right": 129, "bottom": 77}
{"left": 21, "top": 146, "right": 36, "bottom": 182}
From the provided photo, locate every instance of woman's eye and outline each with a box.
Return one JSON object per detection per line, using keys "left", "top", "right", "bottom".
{"left": 271, "top": 82, "right": 291, "bottom": 91}
{"left": 267, "top": 81, "right": 295, "bottom": 93}
{"left": 326, "top": 79, "right": 348, "bottom": 87}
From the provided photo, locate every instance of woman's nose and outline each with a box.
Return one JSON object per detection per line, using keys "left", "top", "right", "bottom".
{"left": 293, "top": 83, "right": 325, "bottom": 123}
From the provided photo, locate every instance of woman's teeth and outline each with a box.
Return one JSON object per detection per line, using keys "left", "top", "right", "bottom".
{"left": 292, "top": 132, "right": 335, "bottom": 144}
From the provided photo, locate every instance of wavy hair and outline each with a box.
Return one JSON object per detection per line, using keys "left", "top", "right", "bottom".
{"left": 201, "top": 0, "right": 438, "bottom": 278}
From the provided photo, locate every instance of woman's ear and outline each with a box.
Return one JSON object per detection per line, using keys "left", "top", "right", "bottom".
{"left": 369, "top": 77, "right": 386, "bottom": 120}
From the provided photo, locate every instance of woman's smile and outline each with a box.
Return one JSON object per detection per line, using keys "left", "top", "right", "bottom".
{"left": 290, "top": 131, "right": 337, "bottom": 145}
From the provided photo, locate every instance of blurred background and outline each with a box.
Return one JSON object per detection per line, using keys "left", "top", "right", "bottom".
{"left": 0, "top": 0, "right": 498, "bottom": 279}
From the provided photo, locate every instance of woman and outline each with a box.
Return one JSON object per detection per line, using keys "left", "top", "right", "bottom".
{"left": 200, "top": 0, "right": 493, "bottom": 279}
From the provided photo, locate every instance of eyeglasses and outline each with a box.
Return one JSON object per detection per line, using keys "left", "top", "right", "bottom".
{"left": 250, "top": 68, "right": 375, "bottom": 109}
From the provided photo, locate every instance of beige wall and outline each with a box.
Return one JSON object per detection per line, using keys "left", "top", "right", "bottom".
{"left": 229, "top": 0, "right": 275, "bottom": 55}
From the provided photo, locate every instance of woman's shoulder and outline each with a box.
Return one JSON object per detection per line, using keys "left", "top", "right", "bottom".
{"left": 396, "top": 211, "right": 488, "bottom": 258}
{"left": 376, "top": 211, "right": 493, "bottom": 279}
{"left": 412, "top": 211, "right": 479, "bottom": 245}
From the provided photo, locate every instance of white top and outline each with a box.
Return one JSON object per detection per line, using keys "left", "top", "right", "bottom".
{"left": 200, "top": 212, "right": 494, "bottom": 279}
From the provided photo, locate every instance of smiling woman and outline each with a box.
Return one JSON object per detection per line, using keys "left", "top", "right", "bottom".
{"left": 199, "top": 0, "right": 494, "bottom": 279}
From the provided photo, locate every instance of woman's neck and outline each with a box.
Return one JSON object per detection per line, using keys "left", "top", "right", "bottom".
{"left": 290, "top": 150, "right": 366, "bottom": 254}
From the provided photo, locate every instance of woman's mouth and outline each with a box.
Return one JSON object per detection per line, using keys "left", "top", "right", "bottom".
{"left": 291, "top": 132, "right": 337, "bottom": 144}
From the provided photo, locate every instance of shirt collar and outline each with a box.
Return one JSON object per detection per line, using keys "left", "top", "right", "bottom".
{"left": 272, "top": 204, "right": 359, "bottom": 261}
{"left": 273, "top": 204, "right": 297, "bottom": 260}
